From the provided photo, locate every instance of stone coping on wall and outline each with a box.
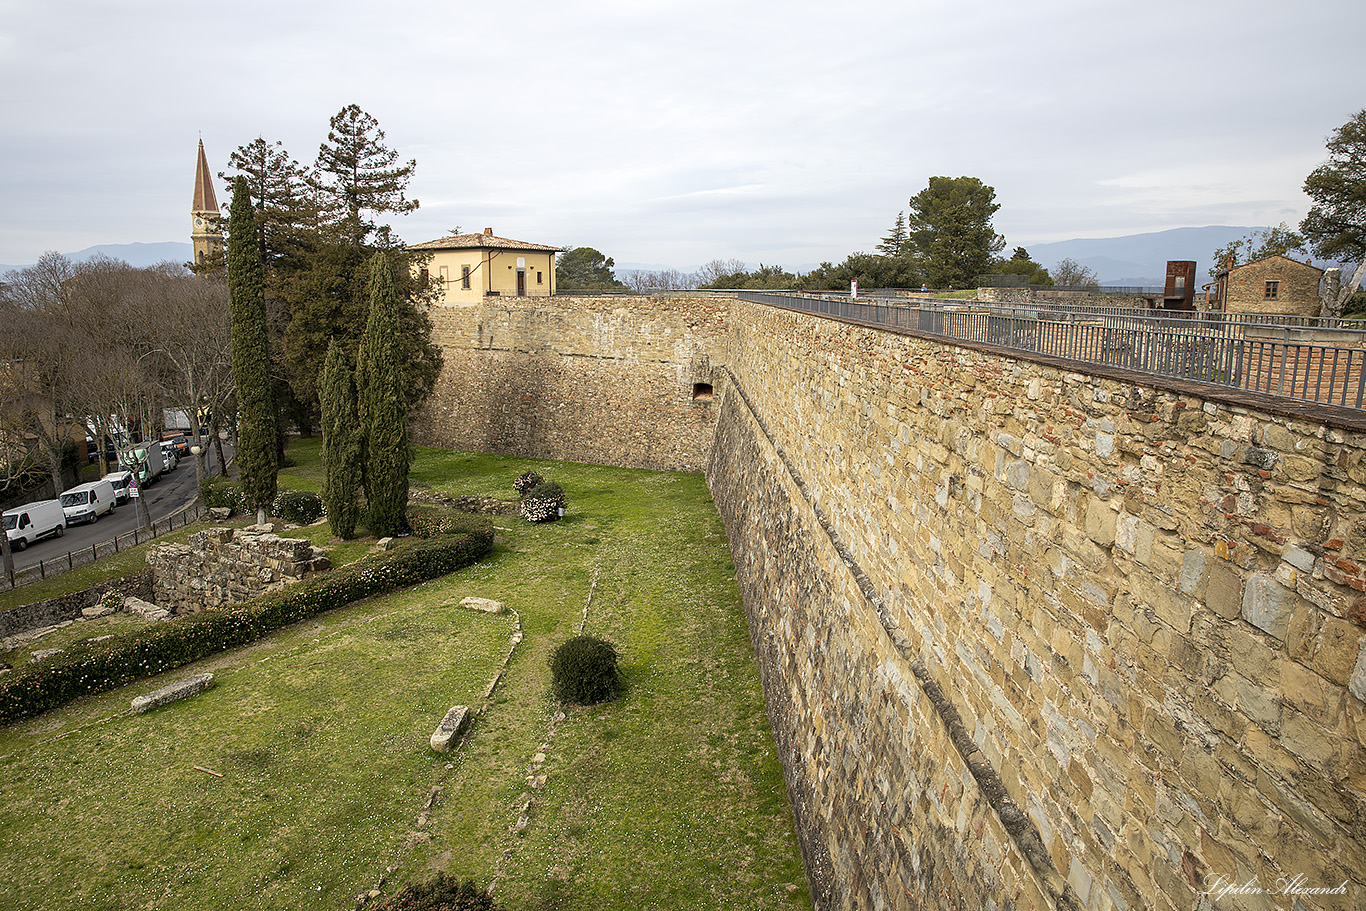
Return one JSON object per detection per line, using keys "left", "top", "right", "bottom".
{"left": 760, "top": 298, "right": 1366, "bottom": 435}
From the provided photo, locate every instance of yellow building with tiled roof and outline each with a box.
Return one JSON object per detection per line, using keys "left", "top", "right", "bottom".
{"left": 409, "top": 228, "right": 563, "bottom": 304}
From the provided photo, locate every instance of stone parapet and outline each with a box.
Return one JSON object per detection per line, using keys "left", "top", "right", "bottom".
{"left": 147, "top": 527, "right": 331, "bottom": 614}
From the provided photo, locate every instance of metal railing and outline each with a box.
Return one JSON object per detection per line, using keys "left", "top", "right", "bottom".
{"left": 2, "top": 502, "right": 206, "bottom": 591}
{"left": 739, "top": 292, "right": 1366, "bottom": 411}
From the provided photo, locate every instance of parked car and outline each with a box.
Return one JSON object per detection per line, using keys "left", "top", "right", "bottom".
{"left": 59, "top": 479, "right": 117, "bottom": 524}
{"left": 3, "top": 500, "right": 66, "bottom": 550}
{"left": 102, "top": 470, "right": 135, "bottom": 505}
{"left": 160, "top": 440, "right": 179, "bottom": 470}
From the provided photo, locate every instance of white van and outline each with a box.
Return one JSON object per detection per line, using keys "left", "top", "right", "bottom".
{"left": 102, "top": 470, "right": 134, "bottom": 505}
{"left": 59, "top": 479, "right": 117, "bottom": 525}
{"left": 3, "top": 500, "right": 66, "bottom": 550}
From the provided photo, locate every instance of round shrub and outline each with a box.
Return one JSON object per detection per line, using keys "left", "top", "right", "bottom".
{"left": 371, "top": 874, "right": 502, "bottom": 911}
{"left": 550, "top": 635, "right": 622, "bottom": 705}
{"left": 520, "top": 481, "right": 566, "bottom": 523}
{"left": 272, "top": 489, "right": 324, "bottom": 525}
{"left": 513, "top": 470, "right": 544, "bottom": 496}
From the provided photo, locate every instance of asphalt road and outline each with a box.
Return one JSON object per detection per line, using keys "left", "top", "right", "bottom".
{"left": 7, "top": 447, "right": 233, "bottom": 575}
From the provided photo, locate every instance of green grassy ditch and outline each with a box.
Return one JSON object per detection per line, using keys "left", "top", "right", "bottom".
{"left": 0, "top": 444, "right": 810, "bottom": 910}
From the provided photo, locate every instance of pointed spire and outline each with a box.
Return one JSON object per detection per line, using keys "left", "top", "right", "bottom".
{"left": 192, "top": 139, "right": 219, "bottom": 215}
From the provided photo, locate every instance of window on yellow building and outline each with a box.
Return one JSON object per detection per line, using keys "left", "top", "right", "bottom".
{"left": 461, "top": 265, "right": 471, "bottom": 290}
{"left": 1265, "top": 280, "right": 1279, "bottom": 300}
{"left": 537, "top": 271, "right": 543, "bottom": 285}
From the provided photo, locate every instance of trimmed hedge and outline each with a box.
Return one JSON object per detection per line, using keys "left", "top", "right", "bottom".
{"left": 272, "top": 489, "right": 324, "bottom": 525}
{"left": 200, "top": 478, "right": 248, "bottom": 514}
{"left": 0, "top": 523, "right": 494, "bottom": 726}
{"left": 406, "top": 505, "right": 494, "bottom": 540}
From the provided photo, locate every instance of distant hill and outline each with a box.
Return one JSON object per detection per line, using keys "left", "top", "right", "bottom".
{"left": 1024, "top": 226, "right": 1263, "bottom": 287}
{"left": 2, "top": 230, "right": 1282, "bottom": 289}
{"left": 621, "top": 227, "right": 1268, "bottom": 289}
{"left": 1, "top": 242, "right": 192, "bottom": 273}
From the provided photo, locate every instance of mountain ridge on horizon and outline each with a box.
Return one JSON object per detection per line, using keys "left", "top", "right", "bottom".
{"left": 3, "top": 226, "right": 1278, "bottom": 288}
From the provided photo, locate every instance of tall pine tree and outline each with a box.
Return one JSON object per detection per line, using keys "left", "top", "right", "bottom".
{"left": 320, "top": 339, "right": 362, "bottom": 539}
{"left": 355, "top": 252, "right": 409, "bottom": 537}
{"left": 227, "top": 176, "right": 278, "bottom": 519}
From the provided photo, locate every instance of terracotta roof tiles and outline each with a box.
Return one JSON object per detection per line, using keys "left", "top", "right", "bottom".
{"left": 409, "top": 231, "right": 563, "bottom": 253}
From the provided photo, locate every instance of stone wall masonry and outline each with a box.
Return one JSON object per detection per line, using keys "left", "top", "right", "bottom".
{"left": 978, "top": 287, "right": 1158, "bottom": 309}
{"left": 147, "top": 527, "right": 330, "bottom": 614}
{"left": 715, "top": 298, "right": 1366, "bottom": 910}
{"left": 708, "top": 373, "right": 1068, "bottom": 911}
{"left": 413, "top": 294, "right": 732, "bottom": 472}
{"left": 0, "top": 570, "right": 154, "bottom": 639}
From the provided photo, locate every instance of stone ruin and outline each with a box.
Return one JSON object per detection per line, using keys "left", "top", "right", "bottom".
{"left": 146, "top": 525, "right": 331, "bottom": 615}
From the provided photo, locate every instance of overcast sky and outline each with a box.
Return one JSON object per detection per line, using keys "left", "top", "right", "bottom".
{"left": 1, "top": 0, "right": 1362, "bottom": 271}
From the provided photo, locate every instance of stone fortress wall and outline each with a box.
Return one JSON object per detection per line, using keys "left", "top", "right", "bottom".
{"left": 415, "top": 292, "right": 1366, "bottom": 910}
{"left": 415, "top": 294, "right": 732, "bottom": 472}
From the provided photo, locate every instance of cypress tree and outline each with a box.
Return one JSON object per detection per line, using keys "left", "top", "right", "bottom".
{"left": 227, "top": 176, "right": 278, "bottom": 518}
{"left": 355, "top": 252, "right": 409, "bottom": 536}
{"left": 320, "top": 339, "right": 362, "bottom": 539}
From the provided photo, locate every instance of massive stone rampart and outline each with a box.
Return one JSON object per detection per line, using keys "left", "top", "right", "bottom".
{"left": 711, "top": 298, "right": 1366, "bottom": 910}
{"left": 414, "top": 292, "right": 1366, "bottom": 909}
{"left": 415, "top": 294, "right": 730, "bottom": 471}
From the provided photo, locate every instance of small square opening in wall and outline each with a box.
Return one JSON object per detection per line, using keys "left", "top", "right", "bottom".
{"left": 692, "top": 382, "right": 714, "bottom": 402}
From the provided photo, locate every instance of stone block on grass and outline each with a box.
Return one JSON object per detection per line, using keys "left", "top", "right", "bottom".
{"left": 460, "top": 597, "right": 505, "bottom": 615}
{"left": 430, "top": 705, "right": 471, "bottom": 752}
{"left": 124, "top": 596, "right": 170, "bottom": 621}
{"left": 131, "top": 673, "right": 215, "bottom": 714}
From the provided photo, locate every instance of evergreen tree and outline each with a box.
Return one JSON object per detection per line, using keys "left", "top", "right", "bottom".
{"left": 355, "top": 252, "right": 409, "bottom": 537}
{"left": 877, "top": 212, "right": 910, "bottom": 256}
{"left": 227, "top": 176, "right": 278, "bottom": 517}
{"left": 320, "top": 339, "right": 362, "bottom": 539}
{"left": 555, "top": 247, "right": 628, "bottom": 290}
{"left": 906, "top": 176, "right": 1005, "bottom": 288}
{"left": 312, "top": 104, "right": 419, "bottom": 249}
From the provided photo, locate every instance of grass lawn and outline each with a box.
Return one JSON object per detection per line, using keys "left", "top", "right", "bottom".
{"left": 0, "top": 445, "right": 809, "bottom": 910}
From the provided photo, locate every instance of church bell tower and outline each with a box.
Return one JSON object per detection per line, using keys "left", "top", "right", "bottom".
{"left": 191, "top": 139, "right": 223, "bottom": 266}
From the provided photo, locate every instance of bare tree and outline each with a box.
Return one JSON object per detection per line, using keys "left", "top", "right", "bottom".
{"left": 1053, "top": 257, "right": 1101, "bottom": 290}
{"left": 695, "top": 258, "right": 748, "bottom": 286}
{"left": 621, "top": 267, "right": 704, "bottom": 292}
{"left": 0, "top": 252, "right": 88, "bottom": 496}
{"left": 132, "top": 270, "right": 232, "bottom": 487}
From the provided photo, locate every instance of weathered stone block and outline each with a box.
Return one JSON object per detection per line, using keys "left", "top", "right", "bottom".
{"left": 1352, "top": 648, "right": 1366, "bottom": 704}
{"left": 1205, "top": 563, "right": 1244, "bottom": 620}
{"left": 1240, "top": 574, "right": 1295, "bottom": 641}
{"left": 460, "top": 597, "right": 505, "bottom": 614}
{"left": 430, "top": 705, "right": 471, "bottom": 752}
{"left": 124, "top": 596, "right": 170, "bottom": 621}
{"left": 131, "top": 673, "right": 214, "bottom": 714}
{"left": 1084, "top": 498, "right": 1116, "bottom": 547}
{"left": 1314, "top": 618, "right": 1365, "bottom": 688}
